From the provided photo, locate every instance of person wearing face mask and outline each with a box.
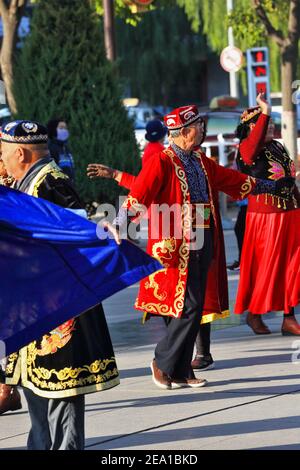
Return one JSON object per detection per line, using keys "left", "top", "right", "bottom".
{"left": 234, "top": 93, "right": 300, "bottom": 335}
{"left": 47, "top": 119, "right": 75, "bottom": 181}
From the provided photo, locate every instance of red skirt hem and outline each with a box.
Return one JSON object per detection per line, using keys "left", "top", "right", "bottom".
{"left": 234, "top": 209, "right": 300, "bottom": 315}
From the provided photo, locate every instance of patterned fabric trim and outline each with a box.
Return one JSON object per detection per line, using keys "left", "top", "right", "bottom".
{"left": 135, "top": 147, "right": 190, "bottom": 318}
{"left": 1, "top": 134, "right": 48, "bottom": 144}
{"left": 21, "top": 377, "right": 120, "bottom": 399}
{"left": 200, "top": 310, "right": 230, "bottom": 324}
{"left": 29, "top": 161, "right": 68, "bottom": 197}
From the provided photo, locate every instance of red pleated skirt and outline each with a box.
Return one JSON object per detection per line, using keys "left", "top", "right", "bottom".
{"left": 235, "top": 209, "right": 300, "bottom": 315}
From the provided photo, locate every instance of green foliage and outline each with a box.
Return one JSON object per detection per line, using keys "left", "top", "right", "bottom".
{"left": 228, "top": 0, "right": 290, "bottom": 92}
{"left": 175, "top": 0, "right": 202, "bottom": 33}
{"left": 14, "top": 0, "right": 140, "bottom": 204}
{"left": 116, "top": 5, "right": 209, "bottom": 106}
{"left": 174, "top": 0, "right": 293, "bottom": 94}
{"left": 228, "top": 0, "right": 289, "bottom": 47}
{"left": 93, "top": 0, "right": 144, "bottom": 26}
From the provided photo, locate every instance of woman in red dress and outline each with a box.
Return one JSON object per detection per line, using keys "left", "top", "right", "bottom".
{"left": 234, "top": 94, "right": 300, "bottom": 335}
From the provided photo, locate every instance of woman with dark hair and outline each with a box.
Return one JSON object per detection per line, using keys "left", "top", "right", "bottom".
{"left": 234, "top": 93, "right": 300, "bottom": 335}
{"left": 47, "top": 119, "right": 75, "bottom": 181}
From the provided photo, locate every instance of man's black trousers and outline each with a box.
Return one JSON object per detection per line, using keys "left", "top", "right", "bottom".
{"left": 155, "top": 228, "right": 213, "bottom": 379}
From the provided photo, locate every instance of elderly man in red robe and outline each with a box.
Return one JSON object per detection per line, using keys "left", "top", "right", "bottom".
{"left": 106, "top": 105, "right": 294, "bottom": 390}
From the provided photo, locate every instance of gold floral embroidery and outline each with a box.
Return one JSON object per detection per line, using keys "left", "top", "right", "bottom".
{"left": 122, "top": 195, "right": 146, "bottom": 215}
{"left": 20, "top": 337, "right": 119, "bottom": 391}
{"left": 135, "top": 299, "right": 176, "bottom": 317}
{"left": 135, "top": 148, "right": 190, "bottom": 318}
{"left": 5, "top": 353, "right": 18, "bottom": 375}
{"left": 36, "top": 319, "right": 76, "bottom": 356}
{"left": 31, "top": 162, "right": 69, "bottom": 197}
{"left": 145, "top": 238, "right": 176, "bottom": 301}
{"left": 240, "top": 175, "right": 256, "bottom": 199}
{"left": 32, "top": 358, "right": 117, "bottom": 381}
{"left": 29, "top": 367, "right": 119, "bottom": 391}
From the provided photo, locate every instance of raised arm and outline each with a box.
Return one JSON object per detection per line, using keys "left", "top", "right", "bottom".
{"left": 239, "top": 93, "right": 271, "bottom": 165}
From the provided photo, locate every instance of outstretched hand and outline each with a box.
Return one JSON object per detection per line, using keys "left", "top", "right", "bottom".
{"left": 256, "top": 92, "right": 271, "bottom": 116}
{"left": 102, "top": 220, "right": 121, "bottom": 245}
{"left": 87, "top": 163, "right": 115, "bottom": 179}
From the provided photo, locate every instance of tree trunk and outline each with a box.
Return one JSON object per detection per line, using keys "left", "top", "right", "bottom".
{"left": 281, "top": 40, "right": 298, "bottom": 161}
{"left": 0, "top": 1, "right": 27, "bottom": 115}
{"left": 103, "top": 0, "right": 116, "bottom": 61}
{"left": 0, "top": 11, "right": 18, "bottom": 114}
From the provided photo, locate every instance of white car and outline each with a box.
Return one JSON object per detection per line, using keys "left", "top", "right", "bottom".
{"left": 126, "top": 104, "right": 169, "bottom": 152}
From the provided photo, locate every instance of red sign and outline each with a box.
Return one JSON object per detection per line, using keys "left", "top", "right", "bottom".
{"left": 256, "top": 82, "right": 267, "bottom": 95}
{"left": 255, "top": 66, "right": 267, "bottom": 76}
{"left": 255, "top": 51, "right": 265, "bottom": 62}
{"left": 131, "top": 0, "right": 154, "bottom": 5}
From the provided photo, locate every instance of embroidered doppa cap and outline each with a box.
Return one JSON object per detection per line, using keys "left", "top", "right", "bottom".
{"left": 1, "top": 120, "right": 48, "bottom": 144}
{"left": 164, "top": 105, "right": 201, "bottom": 130}
{"left": 240, "top": 106, "right": 261, "bottom": 123}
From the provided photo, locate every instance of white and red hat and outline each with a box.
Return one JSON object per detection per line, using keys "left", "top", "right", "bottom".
{"left": 164, "top": 105, "right": 201, "bottom": 130}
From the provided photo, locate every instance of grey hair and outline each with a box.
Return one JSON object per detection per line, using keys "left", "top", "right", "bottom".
{"left": 169, "top": 128, "right": 181, "bottom": 138}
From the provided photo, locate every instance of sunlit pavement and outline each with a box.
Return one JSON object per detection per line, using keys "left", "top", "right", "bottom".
{"left": 1, "top": 220, "right": 300, "bottom": 451}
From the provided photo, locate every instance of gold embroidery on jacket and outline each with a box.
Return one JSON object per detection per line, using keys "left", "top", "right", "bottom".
{"left": 26, "top": 340, "right": 118, "bottom": 391}
{"left": 30, "top": 161, "right": 69, "bottom": 197}
{"left": 135, "top": 148, "right": 190, "bottom": 318}
{"left": 36, "top": 319, "right": 76, "bottom": 356}
{"left": 240, "top": 176, "right": 256, "bottom": 199}
{"left": 145, "top": 238, "right": 176, "bottom": 301}
{"left": 122, "top": 195, "right": 145, "bottom": 215}
{"left": 5, "top": 353, "right": 19, "bottom": 375}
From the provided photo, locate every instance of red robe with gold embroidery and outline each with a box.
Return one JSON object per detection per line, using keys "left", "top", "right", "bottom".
{"left": 120, "top": 147, "right": 256, "bottom": 322}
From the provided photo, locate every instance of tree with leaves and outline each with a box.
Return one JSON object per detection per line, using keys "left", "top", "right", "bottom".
{"left": 14, "top": 0, "right": 140, "bottom": 204}
{"left": 251, "top": 0, "right": 300, "bottom": 161}
{"left": 115, "top": 5, "right": 209, "bottom": 107}
{"left": 0, "top": 0, "right": 28, "bottom": 114}
{"left": 177, "top": 0, "right": 300, "bottom": 161}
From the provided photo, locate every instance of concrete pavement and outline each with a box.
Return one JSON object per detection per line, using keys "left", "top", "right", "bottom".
{"left": 1, "top": 226, "right": 300, "bottom": 451}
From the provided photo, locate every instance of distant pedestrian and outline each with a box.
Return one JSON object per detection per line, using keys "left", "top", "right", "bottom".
{"left": 47, "top": 118, "right": 75, "bottom": 181}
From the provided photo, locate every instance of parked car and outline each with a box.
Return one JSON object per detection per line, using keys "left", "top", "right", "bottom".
{"left": 0, "top": 106, "right": 11, "bottom": 127}
{"left": 123, "top": 98, "right": 169, "bottom": 151}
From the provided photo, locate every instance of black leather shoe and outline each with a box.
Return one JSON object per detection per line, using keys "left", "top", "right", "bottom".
{"left": 191, "top": 354, "right": 214, "bottom": 370}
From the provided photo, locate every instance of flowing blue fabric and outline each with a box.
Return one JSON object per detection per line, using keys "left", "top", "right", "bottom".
{"left": 0, "top": 186, "right": 161, "bottom": 357}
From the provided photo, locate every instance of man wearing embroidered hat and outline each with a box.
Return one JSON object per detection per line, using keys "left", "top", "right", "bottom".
{"left": 0, "top": 120, "right": 120, "bottom": 449}
{"left": 106, "top": 104, "right": 294, "bottom": 390}
{"left": 234, "top": 93, "right": 300, "bottom": 335}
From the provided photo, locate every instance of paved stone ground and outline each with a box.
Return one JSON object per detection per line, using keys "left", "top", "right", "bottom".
{"left": 1, "top": 211, "right": 300, "bottom": 451}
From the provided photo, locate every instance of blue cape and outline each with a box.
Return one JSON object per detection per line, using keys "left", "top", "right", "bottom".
{"left": 0, "top": 186, "right": 161, "bottom": 357}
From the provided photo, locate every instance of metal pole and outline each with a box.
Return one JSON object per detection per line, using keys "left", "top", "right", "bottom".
{"left": 103, "top": 0, "right": 116, "bottom": 61}
{"left": 218, "top": 134, "right": 228, "bottom": 220}
{"left": 227, "top": 0, "right": 239, "bottom": 98}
